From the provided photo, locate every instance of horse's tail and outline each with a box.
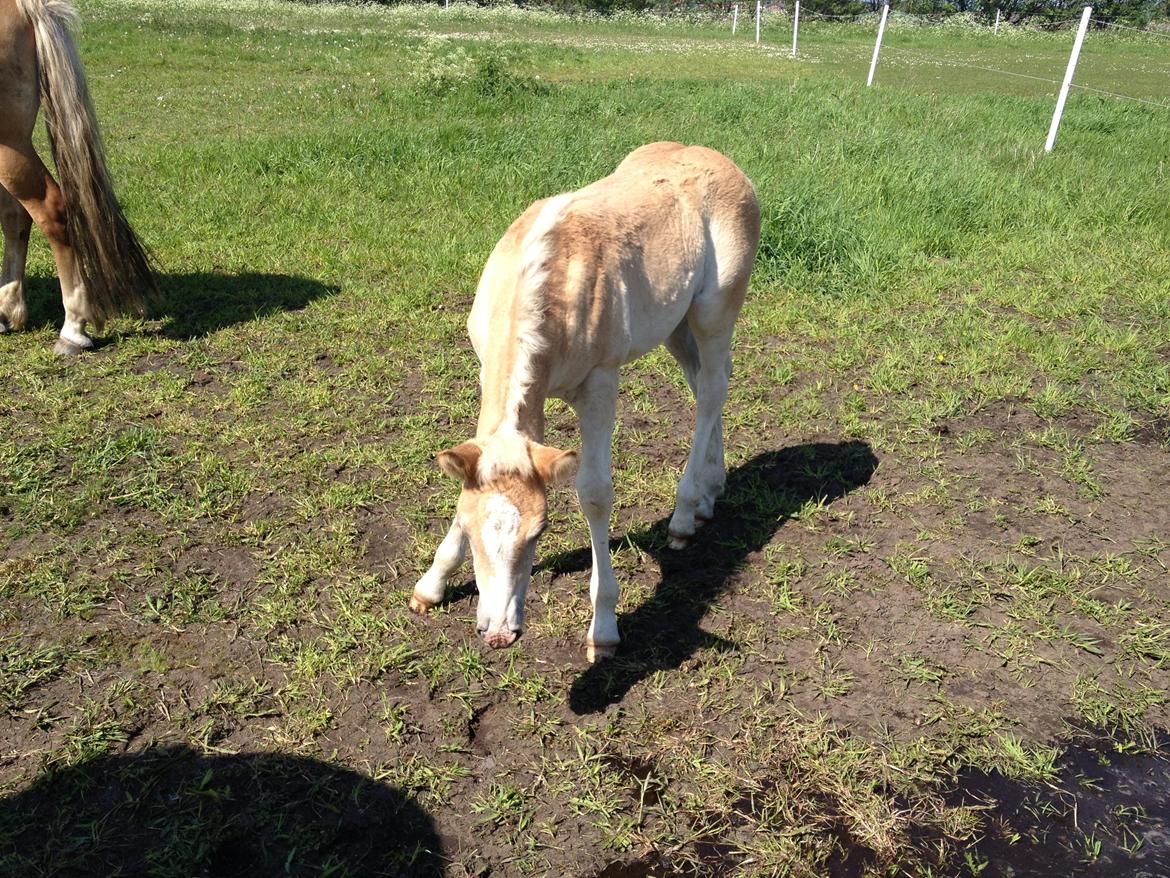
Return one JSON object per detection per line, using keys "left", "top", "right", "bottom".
{"left": 17, "top": 0, "right": 156, "bottom": 325}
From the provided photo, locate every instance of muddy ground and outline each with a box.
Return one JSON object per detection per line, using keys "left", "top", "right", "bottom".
{"left": 2, "top": 352, "right": 1168, "bottom": 877}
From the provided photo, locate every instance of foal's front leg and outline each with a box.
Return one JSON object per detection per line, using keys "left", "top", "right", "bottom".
{"left": 410, "top": 518, "right": 467, "bottom": 613}
{"left": 571, "top": 369, "right": 621, "bottom": 663}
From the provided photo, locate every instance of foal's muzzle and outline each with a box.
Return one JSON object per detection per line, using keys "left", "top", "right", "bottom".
{"left": 480, "top": 628, "right": 521, "bottom": 649}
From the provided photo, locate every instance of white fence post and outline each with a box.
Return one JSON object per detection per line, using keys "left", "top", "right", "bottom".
{"left": 733, "top": 4, "right": 739, "bottom": 35}
{"left": 867, "top": 4, "right": 889, "bottom": 87}
{"left": 993, "top": 8, "right": 1000, "bottom": 34}
{"left": 792, "top": 0, "right": 800, "bottom": 56}
{"left": 1045, "top": 5, "right": 1092, "bottom": 152}
{"left": 755, "top": 0, "right": 761, "bottom": 44}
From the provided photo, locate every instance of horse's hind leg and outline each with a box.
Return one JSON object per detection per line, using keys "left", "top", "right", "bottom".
{"left": 0, "top": 184, "right": 30, "bottom": 333}
{"left": 0, "top": 141, "right": 93, "bottom": 353}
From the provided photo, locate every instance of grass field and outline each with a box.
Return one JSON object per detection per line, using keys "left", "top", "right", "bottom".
{"left": 1, "top": 1, "right": 1169, "bottom": 875}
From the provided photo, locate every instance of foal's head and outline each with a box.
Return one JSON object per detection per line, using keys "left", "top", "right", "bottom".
{"left": 436, "top": 433, "right": 577, "bottom": 648}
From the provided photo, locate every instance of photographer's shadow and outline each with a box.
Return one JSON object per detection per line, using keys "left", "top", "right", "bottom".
{"left": 543, "top": 440, "right": 878, "bottom": 715}
{"left": 0, "top": 745, "right": 442, "bottom": 877}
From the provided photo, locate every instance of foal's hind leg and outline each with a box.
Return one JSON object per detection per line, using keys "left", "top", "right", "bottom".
{"left": 667, "top": 325, "right": 735, "bottom": 550}
{"left": 0, "top": 185, "right": 30, "bottom": 333}
{"left": 665, "top": 321, "right": 728, "bottom": 525}
{"left": 0, "top": 142, "right": 94, "bottom": 354}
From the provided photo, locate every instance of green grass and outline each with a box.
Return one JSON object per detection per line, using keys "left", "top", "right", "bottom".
{"left": 1, "top": 1, "right": 1169, "bottom": 875}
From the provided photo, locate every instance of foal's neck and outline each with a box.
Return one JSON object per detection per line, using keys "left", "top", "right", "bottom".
{"left": 475, "top": 334, "right": 549, "bottom": 443}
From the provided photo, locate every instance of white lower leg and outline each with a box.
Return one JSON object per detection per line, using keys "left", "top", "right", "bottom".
{"left": 669, "top": 470, "right": 702, "bottom": 549}
{"left": 571, "top": 369, "right": 621, "bottom": 662}
{"left": 56, "top": 253, "right": 95, "bottom": 353}
{"left": 58, "top": 313, "right": 93, "bottom": 350}
{"left": 669, "top": 344, "right": 732, "bottom": 547}
{"left": 412, "top": 519, "right": 467, "bottom": 611}
{"left": 582, "top": 485, "right": 620, "bottom": 661}
{"left": 0, "top": 202, "right": 30, "bottom": 332}
{"left": 0, "top": 280, "right": 26, "bottom": 332}
{"left": 696, "top": 418, "right": 726, "bottom": 521}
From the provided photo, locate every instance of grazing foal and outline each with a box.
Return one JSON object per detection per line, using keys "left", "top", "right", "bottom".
{"left": 413, "top": 142, "right": 760, "bottom": 662}
{"left": 0, "top": 0, "right": 154, "bottom": 352}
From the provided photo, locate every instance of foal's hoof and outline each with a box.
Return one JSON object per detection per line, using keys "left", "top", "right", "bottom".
{"left": 667, "top": 533, "right": 690, "bottom": 550}
{"left": 586, "top": 642, "right": 617, "bottom": 663}
{"left": 409, "top": 592, "right": 435, "bottom": 614}
{"left": 54, "top": 337, "right": 92, "bottom": 356}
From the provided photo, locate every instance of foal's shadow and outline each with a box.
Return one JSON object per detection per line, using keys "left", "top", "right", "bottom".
{"left": 540, "top": 440, "right": 878, "bottom": 715}
{"left": 20, "top": 272, "right": 336, "bottom": 340}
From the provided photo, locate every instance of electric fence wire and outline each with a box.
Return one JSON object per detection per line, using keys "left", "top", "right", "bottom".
{"left": 874, "top": 42, "right": 1170, "bottom": 110}
{"left": 804, "top": 11, "right": 868, "bottom": 20}
{"left": 741, "top": 9, "right": 1169, "bottom": 110}
{"left": 1090, "top": 17, "right": 1170, "bottom": 40}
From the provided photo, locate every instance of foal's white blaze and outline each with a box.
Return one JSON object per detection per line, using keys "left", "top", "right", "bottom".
{"left": 477, "top": 494, "right": 524, "bottom": 646}
{"left": 483, "top": 494, "right": 521, "bottom": 572}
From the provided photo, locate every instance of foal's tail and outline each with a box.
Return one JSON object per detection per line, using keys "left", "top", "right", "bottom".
{"left": 18, "top": 0, "right": 156, "bottom": 324}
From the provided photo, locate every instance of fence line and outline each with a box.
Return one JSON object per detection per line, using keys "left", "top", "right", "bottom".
{"left": 804, "top": 12, "right": 866, "bottom": 20}
{"left": 1072, "top": 82, "right": 1170, "bottom": 109}
{"left": 856, "top": 35, "right": 1165, "bottom": 120}
{"left": 873, "top": 41, "right": 1170, "bottom": 112}
{"left": 793, "top": 9, "right": 1170, "bottom": 31}
{"left": 880, "top": 44, "right": 1062, "bottom": 86}
{"left": 739, "top": 6, "right": 1169, "bottom": 122}
{"left": 1090, "top": 17, "right": 1170, "bottom": 40}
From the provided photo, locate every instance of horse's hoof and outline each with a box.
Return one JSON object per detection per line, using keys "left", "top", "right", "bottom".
{"left": 409, "top": 593, "right": 435, "bottom": 614}
{"left": 54, "top": 337, "right": 91, "bottom": 356}
{"left": 667, "top": 534, "right": 690, "bottom": 550}
{"left": 586, "top": 643, "right": 616, "bottom": 663}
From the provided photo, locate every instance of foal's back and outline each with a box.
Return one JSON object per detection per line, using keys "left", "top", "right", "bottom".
{"left": 469, "top": 142, "right": 760, "bottom": 398}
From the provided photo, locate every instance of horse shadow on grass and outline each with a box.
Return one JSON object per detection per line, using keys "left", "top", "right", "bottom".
{"left": 0, "top": 745, "right": 442, "bottom": 877}
{"left": 21, "top": 272, "right": 337, "bottom": 340}
{"left": 538, "top": 440, "right": 879, "bottom": 715}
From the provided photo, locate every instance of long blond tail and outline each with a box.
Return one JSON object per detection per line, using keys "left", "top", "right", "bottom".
{"left": 18, "top": 0, "right": 156, "bottom": 322}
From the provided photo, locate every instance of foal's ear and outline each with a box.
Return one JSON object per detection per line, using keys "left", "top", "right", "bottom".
{"left": 436, "top": 441, "right": 482, "bottom": 486}
{"left": 531, "top": 444, "right": 579, "bottom": 487}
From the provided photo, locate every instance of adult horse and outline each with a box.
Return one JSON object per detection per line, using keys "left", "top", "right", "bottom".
{"left": 0, "top": 0, "right": 154, "bottom": 353}
{"left": 412, "top": 142, "right": 760, "bottom": 662}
